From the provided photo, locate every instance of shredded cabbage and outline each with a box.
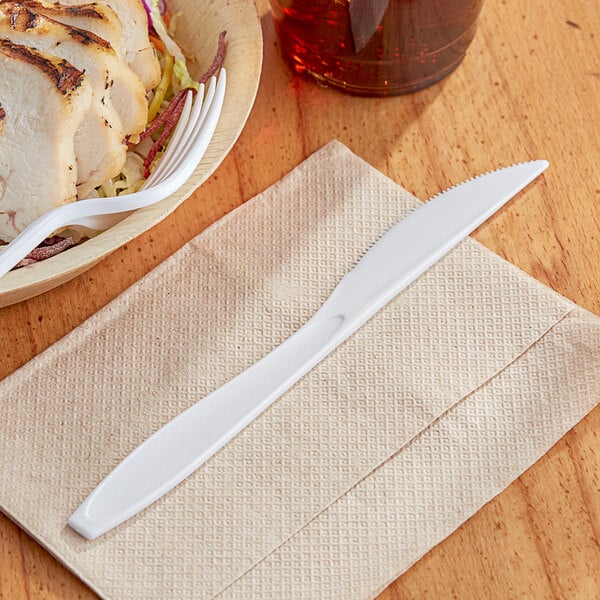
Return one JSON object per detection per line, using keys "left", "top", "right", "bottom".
{"left": 98, "top": 153, "right": 145, "bottom": 198}
{"left": 147, "top": 0, "right": 199, "bottom": 91}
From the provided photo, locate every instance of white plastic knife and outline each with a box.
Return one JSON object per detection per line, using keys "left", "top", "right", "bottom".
{"left": 69, "top": 160, "right": 549, "bottom": 539}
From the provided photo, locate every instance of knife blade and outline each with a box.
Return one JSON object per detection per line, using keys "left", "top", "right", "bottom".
{"left": 69, "top": 160, "right": 549, "bottom": 539}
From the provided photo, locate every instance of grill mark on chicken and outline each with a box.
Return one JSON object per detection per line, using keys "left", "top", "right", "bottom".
{"left": 0, "top": 38, "right": 85, "bottom": 95}
{"left": 53, "top": 0, "right": 160, "bottom": 90}
{"left": 5, "top": 4, "right": 112, "bottom": 49}
{"left": 8, "top": 0, "right": 108, "bottom": 21}
{"left": 67, "top": 22, "right": 112, "bottom": 49}
{"left": 8, "top": 3, "right": 34, "bottom": 29}
{"left": 58, "top": 5, "right": 105, "bottom": 19}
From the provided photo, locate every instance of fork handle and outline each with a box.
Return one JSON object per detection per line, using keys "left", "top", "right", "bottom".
{"left": 0, "top": 185, "right": 172, "bottom": 278}
{"left": 0, "top": 211, "right": 69, "bottom": 276}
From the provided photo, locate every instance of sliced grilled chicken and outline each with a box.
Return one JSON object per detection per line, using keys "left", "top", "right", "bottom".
{"left": 58, "top": 0, "right": 160, "bottom": 90}
{"left": 0, "top": 4, "right": 130, "bottom": 196}
{"left": 0, "top": 39, "right": 92, "bottom": 241}
{"left": 4, "top": 0, "right": 124, "bottom": 55}
{"left": 0, "top": 4, "right": 148, "bottom": 134}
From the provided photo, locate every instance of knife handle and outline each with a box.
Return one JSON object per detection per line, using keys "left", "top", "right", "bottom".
{"left": 68, "top": 310, "right": 349, "bottom": 539}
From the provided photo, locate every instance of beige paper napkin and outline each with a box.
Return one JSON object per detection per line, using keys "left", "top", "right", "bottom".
{"left": 0, "top": 141, "right": 598, "bottom": 599}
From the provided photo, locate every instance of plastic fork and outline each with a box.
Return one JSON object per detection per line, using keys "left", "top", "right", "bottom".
{"left": 0, "top": 68, "right": 227, "bottom": 278}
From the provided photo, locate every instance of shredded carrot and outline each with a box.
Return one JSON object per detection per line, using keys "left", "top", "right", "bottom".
{"left": 164, "top": 11, "right": 171, "bottom": 28}
{"left": 149, "top": 34, "right": 165, "bottom": 53}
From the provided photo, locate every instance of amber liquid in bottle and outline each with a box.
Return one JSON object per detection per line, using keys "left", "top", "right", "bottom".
{"left": 270, "top": 0, "right": 484, "bottom": 96}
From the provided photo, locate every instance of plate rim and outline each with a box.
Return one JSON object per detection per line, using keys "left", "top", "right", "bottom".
{"left": 0, "top": 0, "right": 263, "bottom": 307}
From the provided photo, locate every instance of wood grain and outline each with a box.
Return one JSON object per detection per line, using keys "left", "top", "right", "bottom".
{"left": 1, "top": 0, "right": 599, "bottom": 598}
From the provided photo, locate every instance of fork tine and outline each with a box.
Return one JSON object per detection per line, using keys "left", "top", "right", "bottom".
{"left": 151, "top": 88, "right": 208, "bottom": 185}
{"left": 143, "top": 89, "right": 195, "bottom": 188}
{"left": 157, "top": 75, "right": 218, "bottom": 183}
{"left": 173, "top": 71, "right": 226, "bottom": 180}
{"left": 179, "top": 76, "right": 218, "bottom": 159}
{"left": 161, "top": 71, "right": 225, "bottom": 184}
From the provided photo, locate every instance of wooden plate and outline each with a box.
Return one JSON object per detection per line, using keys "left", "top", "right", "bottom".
{"left": 0, "top": 0, "right": 263, "bottom": 307}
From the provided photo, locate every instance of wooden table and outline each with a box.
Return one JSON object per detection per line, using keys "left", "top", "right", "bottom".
{"left": 1, "top": 0, "right": 598, "bottom": 597}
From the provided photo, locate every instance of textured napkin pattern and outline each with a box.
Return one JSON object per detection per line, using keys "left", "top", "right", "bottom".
{"left": 0, "top": 141, "right": 598, "bottom": 599}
